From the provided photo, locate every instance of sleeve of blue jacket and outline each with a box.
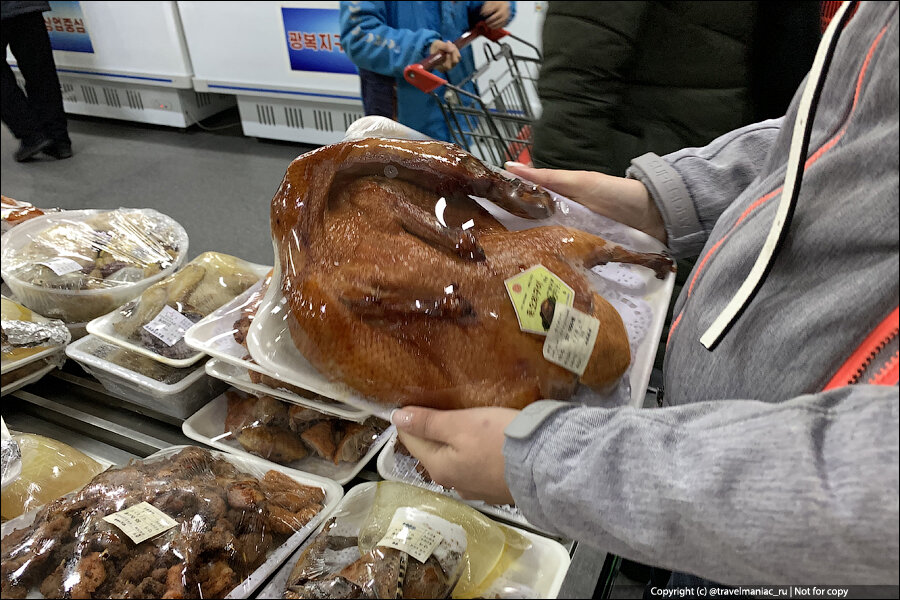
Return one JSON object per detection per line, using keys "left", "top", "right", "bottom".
{"left": 465, "top": 2, "right": 518, "bottom": 26}
{"left": 339, "top": 1, "right": 441, "bottom": 79}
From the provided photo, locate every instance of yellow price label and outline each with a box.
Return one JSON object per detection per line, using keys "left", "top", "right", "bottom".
{"left": 504, "top": 265, "right": 575, "bottom": 335}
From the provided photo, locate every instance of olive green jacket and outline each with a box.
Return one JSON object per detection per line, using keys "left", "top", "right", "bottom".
{"left": 531, "top": 1, "right": 818, "bottom": 175}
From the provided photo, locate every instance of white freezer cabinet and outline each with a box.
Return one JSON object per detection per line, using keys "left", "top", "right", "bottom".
{"left": 178, "top": 1, "right": 364, "bottom": 145}
{"left": 6, "top": 1, "right": 232, "bottom": 128}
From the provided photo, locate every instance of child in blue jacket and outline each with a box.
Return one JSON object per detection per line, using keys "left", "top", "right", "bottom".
{"left": 339, "top": 1, "right": 514, "bottom": 141}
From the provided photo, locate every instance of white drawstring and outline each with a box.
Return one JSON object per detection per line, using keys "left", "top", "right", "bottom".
{"left": 700, "top": 1, "right": 857, "bottom": 350}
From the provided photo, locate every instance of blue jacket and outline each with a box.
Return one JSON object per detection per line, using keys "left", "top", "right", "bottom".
{"left": 339, "top": 1, "right": 516, "bottom": 141}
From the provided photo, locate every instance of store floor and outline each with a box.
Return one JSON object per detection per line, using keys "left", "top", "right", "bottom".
{"left": 1, "top": 108, "right": 316, "bottom": 265}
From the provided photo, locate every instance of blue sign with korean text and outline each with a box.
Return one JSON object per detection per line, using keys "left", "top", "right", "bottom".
{"left": 46, "top": 1, "right": 93, "bottom": 53}
{"left": 282, "top": 7, "right": 357, "bottom": 74}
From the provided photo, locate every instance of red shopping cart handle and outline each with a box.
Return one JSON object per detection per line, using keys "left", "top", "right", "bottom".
{"left": 404, "top": 21, "right": 509, "bottom": 93}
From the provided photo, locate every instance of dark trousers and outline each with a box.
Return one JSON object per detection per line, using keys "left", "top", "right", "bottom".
{"left": 1, "top": 11, "right": 69, "bottom": 144}
{"left": 358, "top": 67, "right": 396, "bottom": 118}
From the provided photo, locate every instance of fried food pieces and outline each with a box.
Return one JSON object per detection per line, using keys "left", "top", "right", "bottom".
{"left": 0, "top": 447, "right": 325, "bottom": 599}
{"left": 224, "top": 390, "right": 386, "bottom": 465}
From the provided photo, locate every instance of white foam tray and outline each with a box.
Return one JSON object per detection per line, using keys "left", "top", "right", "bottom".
{"left": 182, "top": 390, "right": 394, "bottom": 485}
{"left": 0, "top": 445, "right": 344, "bottom": 599}
{"left": 1, "top": 296, "right": 68, "bottom": 375}
{"left": 205, "top": 358, "right": 370, "bottom": 422}
{"left": 86, "top": 262, "right": 270, "bottom": 368}
{"left": 258, "top": 481, "right": 570, "bottom": 599}
{"left": 1, "top": 361, "right": 57, "bottom": 397}
{"left": 183, "top": 277, "right": 269, "bottom": 370}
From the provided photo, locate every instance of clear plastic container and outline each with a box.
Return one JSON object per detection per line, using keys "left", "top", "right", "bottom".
{"left": 260, "top": 481, "right": 570, "bottom": 599}
{"left": 0, "top": 355, "right": 61, "bottom": 396}
{"left": 182, "top": 389, "right": 393, "bottom": 485}
{"left": 65, "top": 335, "right": 226, "bottom": 420}
{"left": 1, "top": 209, "right": 189, "bottom": 323}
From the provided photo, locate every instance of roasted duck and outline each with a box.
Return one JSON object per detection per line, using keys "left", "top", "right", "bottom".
{"left": 271, "top": 138, "right": 673, "bottom": 410}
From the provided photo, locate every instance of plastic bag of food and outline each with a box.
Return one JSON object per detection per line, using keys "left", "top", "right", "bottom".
{"left": 1, "top": 296, "right": 70, "bottom": 368}
{"left": 283, "top": 481, "right": 530, "bottom": 599}
{"left": 0, "top": 446, "right": 331, "bottom": 599}
{"left": 1, "top": 353, "right": 66, "bottom": 392}
{"left": 224, "top": 389, "right": 388, "bottom": 466}
{"left": 1, "top": 431, "right": 105, "bottom": 520}
{"left": 0, "top": 209, "right": 189, "bottom": 322}
{"left": 250, "top": 130, "right": 674, "bottom": 415}
{"left": 89, "top": 252, "right": 266, "bottom": 363}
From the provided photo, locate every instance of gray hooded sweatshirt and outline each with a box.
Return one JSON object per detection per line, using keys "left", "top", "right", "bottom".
{"left": 503, "top": 0, "right": 899, "bottom": 585}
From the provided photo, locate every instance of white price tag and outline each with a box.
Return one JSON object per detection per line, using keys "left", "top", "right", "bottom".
{"left": 542, "top": 304, "right": 600, "bottom": 376}
{"left": 102, "top": 501, "right": 177, "bottom": 544}
{"left": 142, "top": 305, "right": 194, "bottom": 346}
{"left": 377, "top": 507, "right": 445, "bottom": 563}
{"left": 37, "top": 257, "right": 83, "bottom": 276}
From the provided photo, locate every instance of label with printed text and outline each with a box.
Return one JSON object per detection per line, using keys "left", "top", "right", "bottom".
{"left": 142, "top": 305, "right": 195, "bottom": 347}
{"left": 102, "top": 501, "right": 177, "bottom": 544}
{"left": 543, "top": 304, "right": 600, "bottom": 376}
{"left": 38, "top": 257, "right": 83, "bottom": 276}
{"left": 504, "top": 265, "right": 575, "bottom": 335}
{"left": 376, "top": 507, "right": 445, "bottom": 563}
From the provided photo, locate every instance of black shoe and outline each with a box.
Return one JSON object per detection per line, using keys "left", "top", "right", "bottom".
{"left": 14, "top": 137, "right": 52, "bottom": 162}
{"left": 44, "top": 140, "right": 73, "bottom": 159}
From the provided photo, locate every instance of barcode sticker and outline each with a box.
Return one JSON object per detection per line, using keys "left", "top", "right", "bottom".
{"left": 103, "top": 501, "right": 177, "bottom": 544}
{"left": 38, "top": 257, "right": 84, "bottom": 276}
{"left": 142, "top": 305, "right": 194, "bottom": 346}
{"left": 377, "top": 507, "right": 445, "bottom": 563}
{"left": 543, "top": 304, "right": 600, "bottom": 376}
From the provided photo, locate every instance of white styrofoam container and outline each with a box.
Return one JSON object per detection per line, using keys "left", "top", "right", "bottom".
{"left": 184, "top": 277, "right": 271, "bottom": 371}
{"left": 182, "top": 390, "right": 393, "bottom": 485}
{"left": 87, "top": 260, "right": 270, "bottom": 368}
{"left": 0, "top": 209, "right": 189, "bottom": 323}
{"left": 205, "top": 358, "right": 369, "bottom": 422}
{"left": 66, "top": 335, "right": 226, "bottom": 420}
{"left": 185, "top": 278, "right": 373, "bottom": 422}
{"left": 0, "top": 360, "right": 58, "bottom": 397}
{"left": 0, "top": 445, "right": 344, "bottom": 599}
{"left": 259, "top": 481, "right": 571, "bottom": 599}
{"left": 247, "top": 163, "right": 674, "bottom": 414}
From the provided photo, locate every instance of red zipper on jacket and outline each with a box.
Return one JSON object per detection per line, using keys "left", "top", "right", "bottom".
{"left": 823, "top": 306, "right": 899, "bottom": 390}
